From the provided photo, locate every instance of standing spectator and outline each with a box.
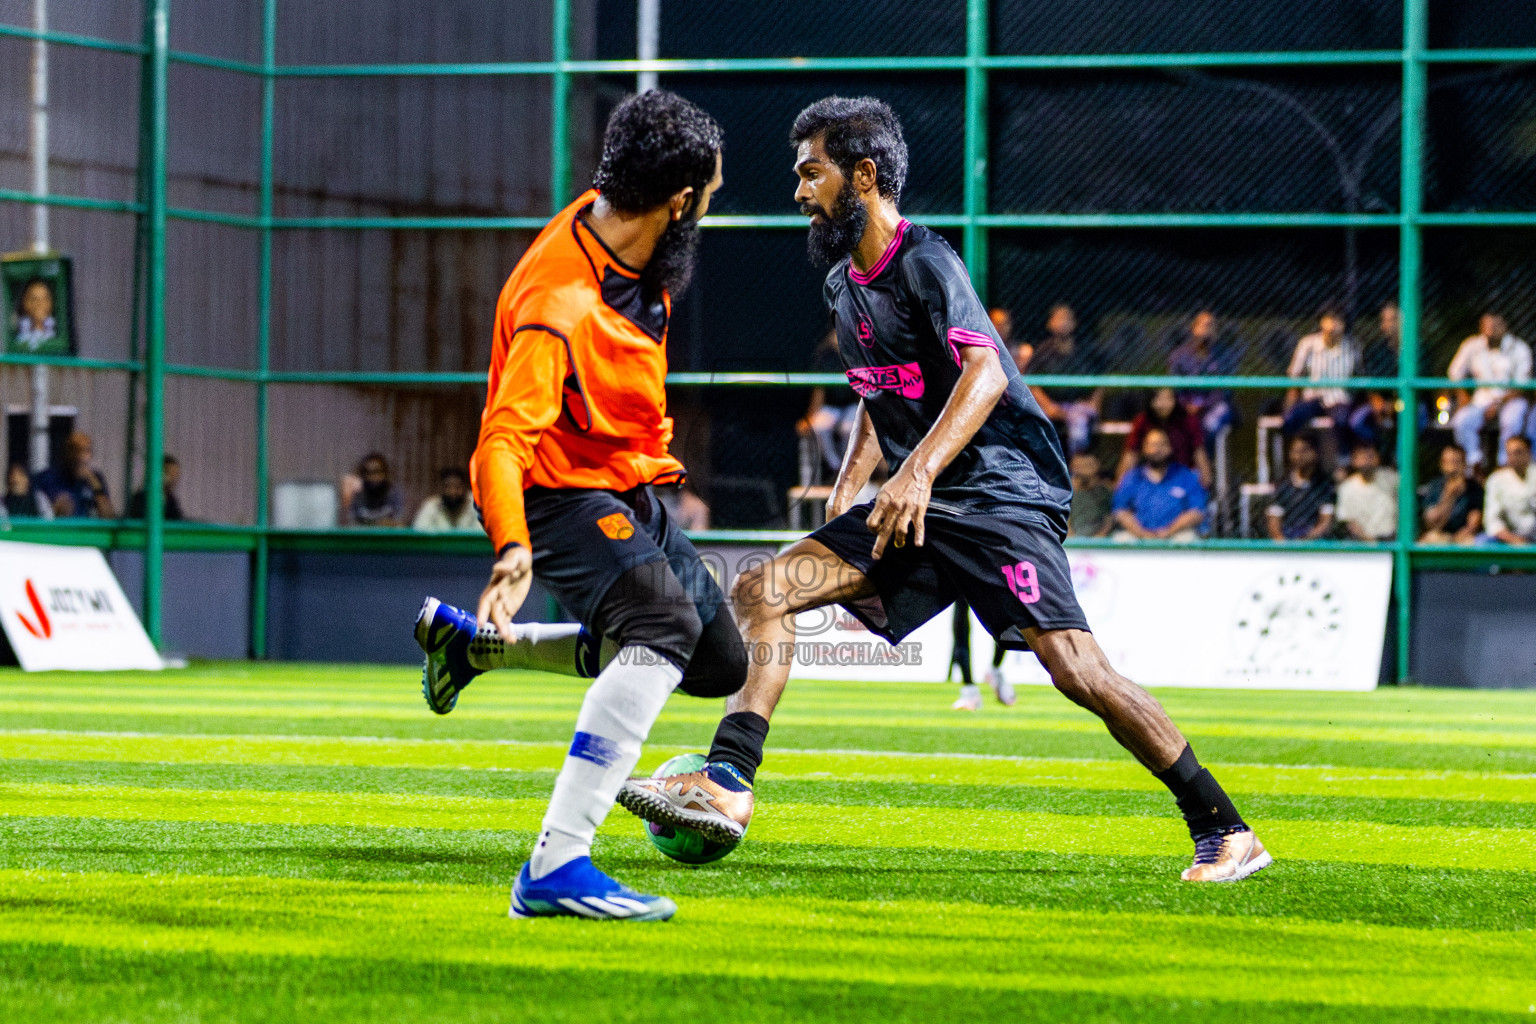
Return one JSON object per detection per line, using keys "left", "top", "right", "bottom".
{"left": 799, "top": 328, "right": 860, "bottom": 478}
{"left": 990, "top": 306, "right": 1026, "bottom": 372}
{"left": 1446, "top": 313, "right": 1532, "bottom": 470}
{"left": 1168, "top": 309, "right": 1237, "bottom": 444}
{"left": 348, "top": 453, "right": 404, "bottom": 527}
{"left": 1266, "top": 433, "right": 1336, "bottom": 541}
{"left": 1117, "top": 387, "right": 1213, "bottom": 488}
{"left": 1020, "top": 304, "right": 1103, "bottom": 456}
{"left": 129, "top": 455, "right": 184, "bottom": 521}
{"left": 1335, "top": 443, "right": 1398, "bottom": 541}
{"left": 1111, "top": 428, "right": 1206, "bottom": 542}
{"left": 1283, "top": 307, "right": 1360, "bottom": 443}
{"left": 1067, "top": 452, "right": 1113, "bottom": 538}
{"left": 1483, "top": 436, "right": 1536, "bottom": 545}
{"left": 1419, "top": 444, "right": 1483, "bottom": 545}
{"left": 1362, "top": 301, "right": 1401, "bottom": 377}
{"left": 412, "top": 467, "right": 482, "bottom": 533}
{"left": 34, "top": 431, "right": 116, "bottom": 519}
{"left": 4, "top": 462, "right": 51, "bottom": 519}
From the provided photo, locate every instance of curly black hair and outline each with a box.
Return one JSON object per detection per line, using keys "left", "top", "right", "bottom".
{"left": 790, "top": 96, "right": 907, "bottom": 203}
{"left": 592, "top": 90, "right": 722, "bottom": 214}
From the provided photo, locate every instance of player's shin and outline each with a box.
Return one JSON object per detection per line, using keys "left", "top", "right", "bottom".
{"left": 707, "top": 711, "right": 770, "bottom": 784}
{"left": 468, "top": 621, "right": 618, "bottom": 677}
{"left": 528, "top": 648, "right": 681, "bottom": 879}
{"left": 1154, "top": 743, "right": 1247, "bottom": 838}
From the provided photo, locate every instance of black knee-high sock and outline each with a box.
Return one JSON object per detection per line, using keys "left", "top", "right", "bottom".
{"left": 707, "top": 711, "right": 770, "bottom": 785}
{"left": 1154, "top": 744, "right": 1246, "bottom": 838}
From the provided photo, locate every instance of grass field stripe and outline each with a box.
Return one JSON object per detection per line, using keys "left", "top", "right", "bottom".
{"left": 4, "top": 781, "right": 1533, "bottom": 870}
{"left": 2, "top": 870, "right": 1532, "bottom": 1014}
{"left": 6, "top": 731, "right": 1535, "bottom": 805}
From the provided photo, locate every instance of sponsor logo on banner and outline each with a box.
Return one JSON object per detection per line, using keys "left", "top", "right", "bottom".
{"left": 0, "top": 541, "right": 162, "bottom": 671}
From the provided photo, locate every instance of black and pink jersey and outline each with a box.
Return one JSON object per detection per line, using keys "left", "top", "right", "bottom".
{"left": 824, "top": 220, "right": 1072, "bottom": 524}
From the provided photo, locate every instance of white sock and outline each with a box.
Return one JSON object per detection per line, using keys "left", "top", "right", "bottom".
{"left": 528, "top": 647, "right": 682, "bottom": 879}
{"left": 468, "top": 621, "right": 616, "bottom": 677}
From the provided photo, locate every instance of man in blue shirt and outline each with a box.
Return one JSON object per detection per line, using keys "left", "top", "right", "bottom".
{"left": 1112, "top": 427, "right": 1207, "bottom": 541}
{"left": 33, "top": 432, "right": 115, "bottom": 519}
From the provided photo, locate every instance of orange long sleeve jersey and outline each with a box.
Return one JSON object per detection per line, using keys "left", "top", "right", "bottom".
{"left": 472, "top": 190, "right": 685, "bottom": 554}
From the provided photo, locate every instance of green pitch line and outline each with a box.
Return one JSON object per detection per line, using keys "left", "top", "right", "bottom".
{"left": 2, "top": 870, "right": 1533, "bottom": 1016}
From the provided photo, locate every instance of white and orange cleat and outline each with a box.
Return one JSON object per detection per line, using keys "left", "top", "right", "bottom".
{"left": 951, "top": 684, "right": 982, "bottom": 711}
{"left": 617, "top": 762, "right": 754, "bottom": 844}
{"left": 1182, "top": 827, "right": 1272, "bottom": 882}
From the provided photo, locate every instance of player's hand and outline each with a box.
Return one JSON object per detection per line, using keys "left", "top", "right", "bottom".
{"left": 867, "top": 465, "right": 931, "bottom": 559}
{"left": 477, "top": 545, "right": 533, "bottom": 642}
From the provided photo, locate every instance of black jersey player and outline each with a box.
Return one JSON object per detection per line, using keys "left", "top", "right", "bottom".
{"left": 619, "top": 97, "right": 1269, "bottom": 882}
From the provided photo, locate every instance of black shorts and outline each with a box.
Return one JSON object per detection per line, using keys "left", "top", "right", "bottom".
{"left": 809, "top": 504, "right": 1089, "bottom": 648}
{"left": 524, "top": 484, "right": 723, "bottom": 632}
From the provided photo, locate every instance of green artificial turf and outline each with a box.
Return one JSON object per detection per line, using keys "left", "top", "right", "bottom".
{"left": 0, "top": 664, "right": 1533, "bottom": 1023}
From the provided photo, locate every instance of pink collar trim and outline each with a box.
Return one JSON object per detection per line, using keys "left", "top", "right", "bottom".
{"left": 848, "top": 219, "right": 910, "bottom": 285}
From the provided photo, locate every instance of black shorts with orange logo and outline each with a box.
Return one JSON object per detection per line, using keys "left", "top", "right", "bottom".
{"left": 523, "top": 484, "right": 723, "bottom": 631}
{"left": 808, "top": 503, "right": 1090, "bottom": 648}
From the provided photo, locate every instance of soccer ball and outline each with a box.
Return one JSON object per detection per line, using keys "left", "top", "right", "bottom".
{"left": 642, "top": 752, "right": 740, "bottom": 865}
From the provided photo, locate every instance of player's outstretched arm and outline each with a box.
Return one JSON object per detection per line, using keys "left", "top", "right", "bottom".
{"left": 826, "top": 401, "right": 883, "bottom": 519}
{"left": 867, "top": 346, "right": 1006, "bottom": 557}
{"left": 477, "top": 542, "right": 534, "bottom": 639}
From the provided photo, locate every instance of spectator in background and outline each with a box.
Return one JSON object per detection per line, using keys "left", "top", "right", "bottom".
{"left": 657, "top": 483, "right": 710, "bottom": 531}
{"left": 1267, "top": 433, "right": 1336, "bottom": 541}
{"left": 1168, "top": 309, "right": 1236, "bottom": 444}
{"left": 34, "top": 431, "right": 115, "bottom": 519}
{"left": 412, "top": 466, "right": 481, "bottom": 533}
{"left": 4, "top": 462, "right": 50, "bottom": 519}
{"left": 1118, "top": 387, "right": 1212, "bottom": 488}
{"left": 990, "top": 306, "right": 1026, "bottom": 371}
{"left": 348, "top": 452, "right": 404, "bottom": 527}
{"left": 1335, "top": 443, "right": 1398, "bottom": 541}
{"left": 1019, "top": 303, "right": 1103, "bottom": 456}
{"left": 799, "top": 328, "right": 860, "bottom": 478}
{"left": 1067, "top": 452, "right": 1113, "bottom": 538}
{"left": 1483, "top": 436, "right": 1536, "bottom": 545}
{"left": 1283, "top": 307, "right": 1360, "bottom": 445}
{"left": 1111, "top": 428, "right": 1206, "bottom": 542}
{"left": 128, "top": 454, "right": 184, "bottom": 520}
{"left": 1362, "top": 301, "right": 1401, "bottom": 377}
{"left": 1419, "top": 444, "right": 1483, "bottom": 545}
{"left": 1447, "top": 313, "right": 1532, "bottom": 471}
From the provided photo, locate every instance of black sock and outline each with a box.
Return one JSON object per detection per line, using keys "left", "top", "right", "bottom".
{"left": 1154, "top": 744, "right": 1246, "bottom": 838}
{"left": 707, "top": 711, "right": 770, "bottom": 785}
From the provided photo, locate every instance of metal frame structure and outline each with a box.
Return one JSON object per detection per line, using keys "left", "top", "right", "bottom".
{"left": 1, "top": 0, "right": 1533, "bottom": 680}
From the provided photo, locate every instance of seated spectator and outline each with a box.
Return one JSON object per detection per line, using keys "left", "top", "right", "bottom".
{"left": 1117, "top": 387, "right": 1213, "bottom": 488}
{"left": 1067, "top": 452, "right": 1113, "bottom": 538}
{"left": 412, "top": 466, "right": 481, "bottom": 533}
{"left": 1419, "top": 444, "right": 1483, "bottom": 545}
{"left": 799, "top": 328, "right": 860, "bottom": 478}
{"left": 1168, "top": 309, "right": 1237, "bottom": 444}
{"left": 1267, "top": 433, "right": 1336, "bottom": 541}
{"left": 991, "top": 306, "right": 1026, "bottom": 372}
{"left": 1282, "top": 307, "right": 1360, "bottom": 445}
{"left": 1019, "top": 304, "right": 1103, "bottom": 456}
{"left": 34, "top": 431, "right": 116, "bottom": 519}
{"left": 1362, "top": 301, "right": 1401, "bottom": 377}
{"left": 348, "top": 452, "right": 404, "bottom": 527}
{"left": 1335, "top": 443, "right": 1398, "bottom": 541}
{"left": 1447, "top": 313, "right": 1532, "bottom": 471}
{"left": 1111, "top": 428, "right": 1206, "bottom": 542}
{"left": 4, "top": 462, "right": 50, "bottom": 519}
{"left": 128, "top": 455, "right": 184, "bottom": 521}
{"left": 1483, "top": 436, "right": 1536, "bottom": 545}
{"left": 658, "top": 483, "right": 711, "bottom": 531}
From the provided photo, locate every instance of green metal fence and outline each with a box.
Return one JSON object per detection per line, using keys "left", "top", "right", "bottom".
{"left": 1, "top": 0, "right": 1534, "bottom": 680}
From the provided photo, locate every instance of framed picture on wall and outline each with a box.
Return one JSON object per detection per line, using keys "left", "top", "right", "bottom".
{"left": 2, "top": 252, "right": 74, "bottom": 357}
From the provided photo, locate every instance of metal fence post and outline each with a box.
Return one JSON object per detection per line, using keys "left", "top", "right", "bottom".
{"left": 1396, "top": 0, "right": 1428, "bottom": 683}
{"left": 251, "top": 0, "right": 276, "bottom": 658}
{"left": 551, "top": 0, "right": 571, "bottom": 213}
{"left": 962, "top": 0, "right": 988, "bottom": 299}
{"left": 141, "top": 0, "right": 170, "bottom": 648}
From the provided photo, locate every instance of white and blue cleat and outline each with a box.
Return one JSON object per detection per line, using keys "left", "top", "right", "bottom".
{"left": 414, "top": 597, "right": 482, "bottom": 715}
{"left": 509, "top": 857, "right": 676, "bottom": 921}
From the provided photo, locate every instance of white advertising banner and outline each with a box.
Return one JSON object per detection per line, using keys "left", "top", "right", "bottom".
{"left": 0, "top": 540, "right": 162, "bottom": 671}
{"left": 788, "top": 548, "right": 1391, "bottom": 691}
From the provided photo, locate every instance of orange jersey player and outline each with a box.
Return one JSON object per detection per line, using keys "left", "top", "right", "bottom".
{"left": 412, "top": 91, "right": 747, "bottom": 922}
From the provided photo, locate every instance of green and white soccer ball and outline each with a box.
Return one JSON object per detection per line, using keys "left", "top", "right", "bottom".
{"left": 643, "top": 752, "right": 741, "bottom": 865}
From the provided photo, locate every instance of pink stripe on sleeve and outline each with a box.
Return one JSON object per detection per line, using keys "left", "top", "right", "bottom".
{"left": 945, "top": 326, "right": 999, "bottom": 365}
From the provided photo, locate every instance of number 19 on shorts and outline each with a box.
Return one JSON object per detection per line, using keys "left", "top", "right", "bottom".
{"left": 1001, "top": 561, "right": 1041, "bottom": 605}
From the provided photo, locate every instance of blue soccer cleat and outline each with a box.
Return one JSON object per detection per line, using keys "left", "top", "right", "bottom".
{"left": 414, "top": 597, "right": 482, "bottom": 715}
{"left": 509, "top": 857, "right": 677, "bottom": 921}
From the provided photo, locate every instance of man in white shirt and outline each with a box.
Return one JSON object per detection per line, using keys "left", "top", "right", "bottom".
{"left": 1447, "top": 313, "right": 1532, "bottom": 469}
{"left": 1483, "top": 436, "right": 1536, "bottom": 545}
{"left": 1283, "top": 307, "right": 1360, "bottom": 442}
{"left": 1335, "top": 443, "right": 1398, "bottom": 541}
{"left": 412, "top": 467, "right": 483, "bottom": 533}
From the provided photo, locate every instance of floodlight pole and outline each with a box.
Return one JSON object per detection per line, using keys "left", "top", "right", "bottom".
{"left": 28, "top": 0, "right": 49, "bottom": 474}
{"left": 637, "top": 0, "right": 659, "bottom": 93}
